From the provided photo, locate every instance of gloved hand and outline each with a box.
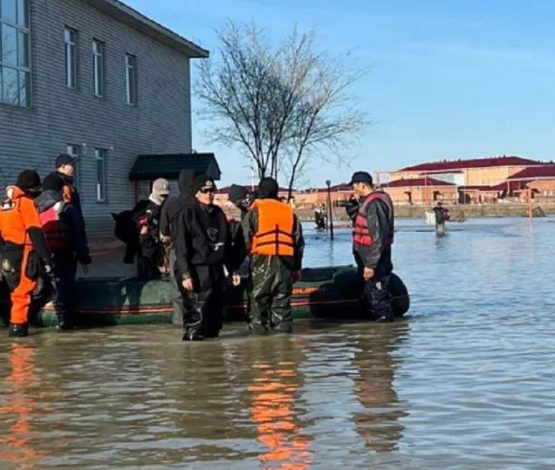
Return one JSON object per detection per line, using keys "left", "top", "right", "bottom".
{"left": 43, "top": 264, "right": 59, "bottom": 299}
{"left": 345, "top": 196, "right": 359, "bottom": 222}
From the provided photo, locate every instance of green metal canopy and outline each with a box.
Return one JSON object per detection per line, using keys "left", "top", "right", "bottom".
{"left": 129, "top": 153, "right": 221, "bottom": 181}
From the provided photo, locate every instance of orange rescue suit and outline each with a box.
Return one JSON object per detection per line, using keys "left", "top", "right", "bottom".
{"left": 251, "top": 199, "right": 295, "bottom": 257}
{"left": 0, "top": 186, "right": 43, "bottom": 325}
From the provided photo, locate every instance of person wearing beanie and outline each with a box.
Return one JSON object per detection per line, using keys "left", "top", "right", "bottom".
{"left": 0, "top": 170, "right": 53, "bottom": 337}
{"left": 173, "top": 174, "right": 241, "bottom": 341}
{"left": 49, "top": 153, "right": 84, "bottom": 217}
{"left": 131, "top": 178, "right": 170, "bottom": 279}
{"left": 242, "top": 177, "right": 304, "bottom": 334}
{"left": 349, "top": 170, "right": 395, "bottom": 322}
{"left": 34, "top": 173, "right": 92, "bottom": 330}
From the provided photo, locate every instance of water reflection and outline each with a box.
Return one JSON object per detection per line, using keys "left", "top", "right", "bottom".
{"left": 242, "top": 337, "right": 313, "bottom": 469}
{"left": 351, "top": 322, "right": 409, "bottom": 453}
{"left": 0, "top": 343, "right": 43, "bottom": 466}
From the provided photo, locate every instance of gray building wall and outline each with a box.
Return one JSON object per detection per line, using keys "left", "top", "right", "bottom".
{"left": 0, "top": 0, "right": 195, "bottom": 236}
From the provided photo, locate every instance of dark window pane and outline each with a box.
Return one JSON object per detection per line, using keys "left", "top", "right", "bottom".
{"left": 16, "top": 0, "right": 27, "bottom": 27}
{"left": 1, "top": 24, "right": 17, "bottom": 65}
{"left": 2, "top": 65, "right": 18, "bottom": 104}
{"left": 18, "top": 69, "right": 28, "bottom": 105}
{"left": 18, "top": 31, "right": 28, "bottom": 67}
{"left": 1, "top": 0, "right": 16, "bottom": 24}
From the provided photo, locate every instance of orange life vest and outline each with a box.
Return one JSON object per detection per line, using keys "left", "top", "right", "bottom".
{"left": 0, "top": 186, "right": 41, "bottom": 247}
{"left": 251, "top": 199, "right": 295, "bottom": 257}
{"left": 353, "top": 191, "right": 394, "bottom": 247}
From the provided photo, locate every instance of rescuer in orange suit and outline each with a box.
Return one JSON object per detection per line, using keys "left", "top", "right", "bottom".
{"left": 242, "top": 177, "right": 304, "bottom": 333}
{"left": 0, "top": 170, "right": 53, "bottom": 337}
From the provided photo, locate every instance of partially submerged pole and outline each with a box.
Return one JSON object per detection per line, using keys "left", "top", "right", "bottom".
{"left": 326, "top": 179, "right": 334, "bottom": 241}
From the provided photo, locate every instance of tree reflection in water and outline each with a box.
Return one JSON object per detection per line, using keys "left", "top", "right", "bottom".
{"left": 0, "top": 343, "right": 43, "bottom": 466}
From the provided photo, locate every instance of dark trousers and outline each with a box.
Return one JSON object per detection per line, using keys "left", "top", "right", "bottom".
{"left": 181, "top": 264, "right": 224, "bottom": 338}
{"left": 52, "top": 250, "right": 78, "bottom": 324}
{"left": 169, "top": 248, "right": 186, "bottom": 326}
{"left": 354, "top": 252, "right": 394, "bottom": 321}
{"left": 249, "top": 255, "right": 294, "bottom": 332}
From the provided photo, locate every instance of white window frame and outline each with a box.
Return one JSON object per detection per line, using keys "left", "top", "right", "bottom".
{"left": 0, "top": 0, "right": 31, "bottom": 106}
{"left": 92, "top": 39, "right": 104, "bottom": 97}
{"left": 64, "top": 27, "right": 77, "bottom": 88}
{"left": 125, "top": 53, "right": 137, "bottom": 105}
{"left": 66, "top": 144, "right": 80, "bottom": 191}
{"left": 94, "top": 148, "right": 107, "bottom": 202}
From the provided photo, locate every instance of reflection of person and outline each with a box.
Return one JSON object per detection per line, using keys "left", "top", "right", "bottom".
{"left": 174, "top": 175, "right": 240, "bottom": 340}
{"left": 243, "top": 337, "right": 313, "bottom": 468}
{"left": 1, "top": 343, "right": 42, "bottom": 465}
{"left": 242, "top": 177, "right": 304, "bottom": 333}
{"left": 352, "top": 322, "right": 408, "bottom": 452}
{"left": 0, "top": 171, "right": 53, "bottom": 337}
{"left": 349, "top": 171, "right": 395, "bottom": 322}
{"left": 433, "top": 202, "right": 450, "bottom": 235}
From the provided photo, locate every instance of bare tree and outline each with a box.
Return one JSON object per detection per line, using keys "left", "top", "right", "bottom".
{"left": 197, "top": 21, "right": 366, "bottom": 193}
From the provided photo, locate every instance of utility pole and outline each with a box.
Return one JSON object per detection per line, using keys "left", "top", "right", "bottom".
{"left": 326, "top": 179, "right": 334, "bottom": 241}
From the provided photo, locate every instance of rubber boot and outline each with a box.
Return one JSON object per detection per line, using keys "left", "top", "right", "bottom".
{"left": 182, "top": 327, "right": 204, "bottom": 341}
{"left": 8, "top": 322, "right": 29, "bottom": 337}
{"left": 57, "top": 312, "right": 75, "bottom": 331}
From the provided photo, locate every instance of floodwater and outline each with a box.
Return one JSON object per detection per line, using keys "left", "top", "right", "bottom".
{"left": 1, "top": 217, "right": 555, "bottom": 469}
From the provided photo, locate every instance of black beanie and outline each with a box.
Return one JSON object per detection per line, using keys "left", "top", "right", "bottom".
{"left": 257, "top": 177, "right": 278, "bottom": 199}
{"left": 16, "top": 170, "right": 41, "bottom": 192}
{"left": 193, "top": 174, "right": 215, "bottom": 193}
{"left": 228, "top": 184, "right": 248, "bottom": 204}
{"left": 42, "top": 173, "right": 64, "bottom": 192}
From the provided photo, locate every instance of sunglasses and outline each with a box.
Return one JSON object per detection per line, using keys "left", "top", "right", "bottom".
{"left": 200, "top": 187, "right": 215, "bottom": 194}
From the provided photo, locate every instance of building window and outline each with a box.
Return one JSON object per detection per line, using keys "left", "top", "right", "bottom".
{"left": 64, "top": 27, "right": 77, "bottom": 88}
{"left": 0, "top": 0, "right": 30, "bottom": 106}
{"left": 125, "top": 53, "right": 137, "bottom": 104}
{"left": 66, "top": 144, "right": 80, "bottom": 191}
{"left": 92, "top": 39, "right": 104, "bottom": 97}
{"left": 94, "top": 148, "right": 107, "bottom": 202}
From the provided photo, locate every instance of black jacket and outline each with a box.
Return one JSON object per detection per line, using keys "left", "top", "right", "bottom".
{"left": 174, "top": 201, "right": 234, "bottom": 280}
{"left": 159, "top": 169, "right": 196, "bottom": 239}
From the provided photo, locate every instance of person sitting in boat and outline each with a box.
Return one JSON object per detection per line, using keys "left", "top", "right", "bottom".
{"left": 173, "top": 175, "right": 241, "bottom": 341}
{"left": 433, "top": 201, "right": 450, "bottom": 235}
{"left": 132, "top": 178, "right": 170, "bottom": 279}
{"left": 34, "top": 173, "right": 92, "bottom": 330}
{"left": 349, "top": 171, "right": 395, "bottom": 322}
{"left": 242, "top": 177, "right": 304, "bottom": 334}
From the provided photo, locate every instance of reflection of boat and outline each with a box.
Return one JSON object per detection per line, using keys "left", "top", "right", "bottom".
{"left": 425, "top": 211, "right": 435, "bottom": 225}
{"left": 35, "top": 266, "right": 409, "bottom": 327}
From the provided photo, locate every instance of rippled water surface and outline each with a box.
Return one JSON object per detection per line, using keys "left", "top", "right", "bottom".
{"left": 1, "top": 217, "right": 555, "bottom": 469}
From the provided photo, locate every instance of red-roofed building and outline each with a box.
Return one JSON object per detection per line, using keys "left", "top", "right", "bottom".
{"left": 388, "top": 155, "right": 550, "bottom": 204}
{"left": 390, "top": 155, "right": 544, "bottom": 188}
{"left": 508, "top": 165, "right": 555, "bottom": 201}
{"left": 382, "top": 177, "right": 457, "bottom": 204}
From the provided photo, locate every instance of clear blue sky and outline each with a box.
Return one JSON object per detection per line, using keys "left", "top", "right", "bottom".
{"left": 126, "top": 0, "right": 555, "bottom": 187}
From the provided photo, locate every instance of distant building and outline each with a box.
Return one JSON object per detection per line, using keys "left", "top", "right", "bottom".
{"left": 0, "top": 0, "right": 208, "bottom": 235}
{"left": 388, "top": 156, "right": 548, "bottom": 204}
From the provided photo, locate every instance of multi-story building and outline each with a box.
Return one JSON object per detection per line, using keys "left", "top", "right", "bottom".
{"left": 0, "top": 0, "right": 208, "bottom": 235}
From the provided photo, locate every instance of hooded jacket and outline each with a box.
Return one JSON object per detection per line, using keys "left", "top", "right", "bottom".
{"left": 159, "top": 169, "right": 196, "bottom": 239}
